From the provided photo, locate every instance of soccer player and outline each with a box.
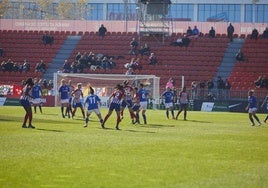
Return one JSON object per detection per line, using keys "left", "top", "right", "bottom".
{"left": 132, "top": 87, "right": 141, "bottom": 124}
{"left": 83, "top": 87, "right": 103, "bottom": 128}
{"left": 66, "top": 80, "right": 74, "bottom": 118}
{"left": 31, "top": 78, "right": 43, "bottom": 113}
{"left": 162, "top": 87, "right": 175, "bottom": 119}
{"left": 71, "top": 83, "right": 85, "bottom": 119}
{"left": 176, "top": 86, "right": 189, "bottom": 120}
{"left": 58, "top": 79, "right": 70, "bottom": 118}
{"left": 245, "top": 90, "right": 261, "bottom": 126}
{"left": 20, "top": 77, "right": 35, "bottom": 128}
{"left": 138, "top": 83, "right": 149, "bottom": 124}
{"left": 101, "top": 84, "right": 125, "bottom": 130}
{"left": 121, "top": 80, "right": 137, "bottom": 124}
{"left": 261, "top": 94, "right": 268, "bottom": 123}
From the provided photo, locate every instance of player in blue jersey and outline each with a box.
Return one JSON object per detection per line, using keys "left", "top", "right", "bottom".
{"left": 138, "top": 83, "right": 149, "bottom": 124}
{"left": 161, "top": 87, "right": 175, "bottom": 119}
{"left": 83, "top": 87, "right": 103, "bottom": 128}
{"left": 20, "top": 77, "right": 35, "bottom": 128}
{"left": 66, "top": 80, "right": 74, "bottom": 118}
{"left": 261, "top": 94, "right": 268, "bottom": 123}
{"left": 58, "top": 79, "right": 70, "bottom": 118}
{"left": 31, "top": 78, "right": 43, "bottom": 113}
{"left": 245, "top": 90, "right": 261, "bottom": 126}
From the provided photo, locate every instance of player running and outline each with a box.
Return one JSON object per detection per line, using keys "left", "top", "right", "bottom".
{"left": 71, "top": 83, "right": 85, "bottom": 119}
{"left": 20, "top": 77, "right": 35, "bottom": 128}
{"left": 83, "top": 87, "right": 103, "bottom": 128}
{"left": 101, "top": 84, "right": 125, "bottom": 130}
{"left": 31, "top": 78, "right": 43, "bottom": 114}
{"left": 120, "top": 80, "right": 137, "bottom": 124}
{"left": 245, "top": 90, "right": 262, "bottom": 126}
{"left": 176, "top": 86, "right": 189, "bottom": 120}
{"left": 161, "top": 87, "right": 175, "bottom": 119}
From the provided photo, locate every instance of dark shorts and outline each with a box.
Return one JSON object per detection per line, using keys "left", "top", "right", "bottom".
{"left": 20, "top": 99, "right": 31, "bottom": 107}
{"left": 109, "top": 103, "right": 121, "bottom": 112}
{"left": 121, "top": 99, "right": 133, "bottom": 108}
{"left": 132, "top": 104, "right": 140, "bottom": 112}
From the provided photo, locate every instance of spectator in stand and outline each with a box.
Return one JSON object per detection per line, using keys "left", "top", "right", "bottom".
{"left": 12, "top": 63, "right": 19, "bottom": 72}
{"left": 262, "top": 27, "right": 268, "bottom": 39}
{"left": 5, "top": 58, "right": 14, "bottom": 72}
{"left": 207, "top": 79, "right": 214, "bottom": 95}
{"left": 191, "top": 81, "right": 197, "bottom": 100}
{"left": 75, "top": 51, "right": 82, "bottom": 62}
{"left": 227, "top": 23, "right": 234, "bottom": 42}
{"left": 199, "top": 80, "right": 206, "bottom": 99}
{"left": 98, "top": 24, "right": 107, "bottom": 38}
{"left": 235, "top": 49, "right": 245, "bottom": 62}
{"left": 139, "top": 43, "right": 151, "bottom": 56}
{"left": 251, "top": 28, "right": 259, "bottom": 40}
{"left": 35, "top": 60, "right": 46, "bottom": 73}
{"left": 224, "top": 78, "right": 231, "bottom": 99}
{"left": 70, "top": 61, "right": 77, "bottom": 73}
{"left": 209, "top": 27, "right": 216, "bottom": 38}
{"left": 107, "top": 57, "right": 116, "bottom": 69}
{"left": 170, "top": 34, "right": 190, "bottom": 47}
{"left": 260, "top": 76, "right": 268, "bottom": 88}
{"left": 149, "top": 53, "right": 157, "bottom": 65}
{"left": 22, "top": 59, "right": 30, "bottom": 72}
{"left": 217, "top": 76, "right": 225, "bottom": 98}
{"left": 18, "top": 63, "right": 23, "bottom": 72}
{"left": 125, "top": 67, "right": 134, "bottom": 75}
{"left": 62, "top": 59, "right": 71, "bottom": 73}
{"left": 129, "top": 37, "right": 139, "bottom": 55}
{"left": 186, "top": 26, "right": 193, "bottom": 37}
{"left": 192, "top": 25, "right": 200, "bottom": 38}
{"left": 42, "top": 32, "right": 54, "bottom": 45}
{"left": 0, "top": 60, "right": 5, "bottom": 71}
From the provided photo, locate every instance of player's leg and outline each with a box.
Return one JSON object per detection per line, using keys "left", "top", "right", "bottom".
{"left": 115, "top": 110, "right": 121, "bottom": 130}
{"left": 84, "top": 111, "right": 90, "bottom": 127}
{"left": 80, "top": 106, "right": 85, "bottom": 119}
{"left": 264, "top": 115, "right": 268, "bottom": 123}
{"left": 170, "top": 106, "right": 175, "bottom": 119}
{"left": 249, "top": 113, "right": 255, "bottom": 126}
{"left": 252, "top": 111, "right": 261, "bottom": 125}
{"left": 26, "top": 106, "right": 35, "bottom": 128}
{"left": 142, "top": 109, "right": 147, "bottom": 124}
{"left": 39, "top": 104, "right": 42, "bottom": 113}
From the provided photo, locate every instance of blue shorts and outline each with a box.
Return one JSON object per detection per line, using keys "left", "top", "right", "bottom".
{"left": 20, "top": 99, "right": 31, "bottom": 107}
{"left": 109, "top": 103, "right": 121, "bottom": 112}
{"left": 121, "top": 99, "right": 133, "bottom": 108}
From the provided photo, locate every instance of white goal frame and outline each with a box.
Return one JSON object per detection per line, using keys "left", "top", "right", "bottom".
{"left": 53, "top": 73, "right": 160, "bottom": 108}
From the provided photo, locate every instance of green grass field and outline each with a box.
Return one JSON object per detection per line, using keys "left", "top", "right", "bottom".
{"left": 0, "top": 106, "right": 268, "bottom": 188}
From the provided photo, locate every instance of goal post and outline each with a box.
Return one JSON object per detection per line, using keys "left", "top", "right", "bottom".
{"left": 53, "top": 73, "right": 160, "bottom": 108}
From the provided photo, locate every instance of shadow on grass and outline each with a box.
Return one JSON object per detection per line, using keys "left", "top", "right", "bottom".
{"left": 186, "top": 119, "right": 212, "bottom": 123}
{"left": 140, "top": 123, "right": 175, "bottom": 128}
{"left": 35, "top": 128, "right": 64, "bottom": 132}
{"left": 97, "top": 127, "right": 156, "bottom": 133}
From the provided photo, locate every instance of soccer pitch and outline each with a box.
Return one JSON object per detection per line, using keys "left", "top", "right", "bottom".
{"left": 0, "top": 106, "right": 267, "bottom": 188}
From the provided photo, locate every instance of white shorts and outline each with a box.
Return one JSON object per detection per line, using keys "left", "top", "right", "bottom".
{"left": 87, "top": 108, "right": 100, "bottom": 115}
{"left": 31, "top": 98, "right": 42, "bottom": 105}
{"left": 61, "top": 99, "right": 69, "bottom": 104}
{"left": 165, "top": 102, "right": 173, "bottom": 109}
{"left": 140, "top": 101, "right": 148, "bottom": 110}
{"left": 248, "top": 107, "right": 257, "bottom": 113}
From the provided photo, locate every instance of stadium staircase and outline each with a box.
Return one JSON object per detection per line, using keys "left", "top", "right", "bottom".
{"left": 228, "top": 38, "right": 268, "bottom": 96}
{"left": 42, "top": 35, "right": 82, "bottom": 81}
{"left": 214, "top": 38, "right": 245, "bottom": 80}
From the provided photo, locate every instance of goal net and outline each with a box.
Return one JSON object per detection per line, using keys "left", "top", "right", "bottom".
{"left": 53, "top": 73, "right": 160, "bottom": 108}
